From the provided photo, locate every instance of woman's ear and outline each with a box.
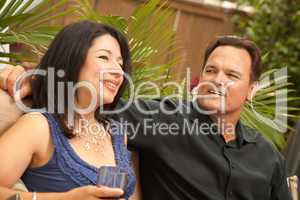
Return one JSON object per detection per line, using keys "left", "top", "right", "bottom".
{"left": 247, "top": 81, "right": 259, "bottom": 102}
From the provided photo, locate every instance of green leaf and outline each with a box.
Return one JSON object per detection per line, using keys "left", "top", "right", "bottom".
{"left": 0, "top": 13, "right": 33, "bottom": 28}
{"left": 0, "top": 0, "right": 7, "bottom": 11}
{"left": 6, "top": 0, "right": 24, "bottom": 16}
{"left": 18, "top": 0, "right": 72, "bottom": 29}
{"left": 0, "top": 0, "right": 16, "bottom": 19}
{"left": 132, "top": 0, "right": 160, "bottom": 20}
{"left": 25, "top": 7, "right": 77, "bottom": 30}
{"left": 15, "top": 0, "right": 34, "bottom": 15}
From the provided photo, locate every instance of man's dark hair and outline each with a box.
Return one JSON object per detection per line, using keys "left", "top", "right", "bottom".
{"left": 31, "top": 20, "right": 132, "bottom": 138}
{"left": 203, "top": 35, "right": 263, "bottom": 82}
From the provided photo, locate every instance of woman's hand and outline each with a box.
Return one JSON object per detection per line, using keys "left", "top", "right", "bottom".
{"left": 65, "top": 185, "right": 125, "bottom": 200}
{"left": 0, "top": 185, "right": 125, "bottom": 200}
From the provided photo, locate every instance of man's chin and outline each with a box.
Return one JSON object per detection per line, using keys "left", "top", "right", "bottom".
{"left": 197, "top": 101, "right": 221, "bottom": 113}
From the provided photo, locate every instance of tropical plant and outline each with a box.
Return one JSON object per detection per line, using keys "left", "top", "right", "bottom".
{"left": 242, "top": 68, "right": 300, "bottom": 149}
{"left": 231, "top": 0, "right": 300, "bottom": 149}
{"left": 0, "top": 0, "right": 80, "bottom": 65}
{"left": 233, "top": 0, "right": 300, "bottom": 95}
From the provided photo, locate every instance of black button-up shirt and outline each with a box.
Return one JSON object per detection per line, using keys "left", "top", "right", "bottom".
{"left": 113, "top": 99, "right": 292, "bottom": 200}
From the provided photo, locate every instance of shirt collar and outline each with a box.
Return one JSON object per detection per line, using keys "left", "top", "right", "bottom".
{"left": 189, "top": 101, "right": 258, "bottom": 145}
{"left": 236, "top": 121, "right": 258, "bottom": 144}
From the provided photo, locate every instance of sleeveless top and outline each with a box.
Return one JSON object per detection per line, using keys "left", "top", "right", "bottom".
{"left": 21, "top": 112, "right": 136, "bottom": 199}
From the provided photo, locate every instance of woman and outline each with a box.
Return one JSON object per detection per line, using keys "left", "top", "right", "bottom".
{"left": 0, "top": 20, "right": 136, "bottom": 200}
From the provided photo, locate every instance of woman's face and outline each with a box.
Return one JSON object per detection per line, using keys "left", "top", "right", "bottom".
{"left": 77, "top": 34, "right": 124, "bottom": 109}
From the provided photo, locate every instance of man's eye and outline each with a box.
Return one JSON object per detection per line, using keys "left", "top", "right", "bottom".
{"left": 98, "top": 55, "right": 108, "bottom": 60}
{"left": 228, "top": 74, "right": 239, "bottom": 79}
{"left": 205, "top": 69, "right": 214, "bottom": 73}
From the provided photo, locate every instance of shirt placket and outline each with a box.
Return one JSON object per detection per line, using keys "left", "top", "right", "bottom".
{"left": 223, "top": 145, "right": 236, "bottom": 200}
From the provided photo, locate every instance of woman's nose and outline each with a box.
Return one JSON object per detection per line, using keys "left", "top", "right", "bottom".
{"left": 109, "top": 60, "right": 124, "bottom": 77}
{"left": 98, "top": 64, "right": 124, "bottom": 80}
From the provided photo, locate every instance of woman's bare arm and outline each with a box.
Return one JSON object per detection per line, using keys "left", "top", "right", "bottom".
{"left": 0, "top": 89, "right": 24, "bottom": 134}
{"left": 0, "top": 112, "right": 49, "bottom": 187}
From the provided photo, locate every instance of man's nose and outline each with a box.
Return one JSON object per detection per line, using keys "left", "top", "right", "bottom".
{"left": 213, "top": 72, "right": 228, "bottom": 86}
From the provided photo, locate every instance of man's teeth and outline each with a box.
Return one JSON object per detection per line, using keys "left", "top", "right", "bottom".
{"left": 208, "top": 90, "right": 225, "bottom": 96}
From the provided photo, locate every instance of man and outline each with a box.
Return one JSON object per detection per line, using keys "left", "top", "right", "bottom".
{"left": 0, "top": 36, "right": 291, "bottom": 200}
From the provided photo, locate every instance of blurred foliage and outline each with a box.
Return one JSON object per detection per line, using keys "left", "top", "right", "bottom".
{"left": 242, "top": 68, "right": 300, "bottom": 149}
{"left": 0, "top": 0, "right": 77, "bottom": 64}
{"left": 233, "top": 0, "right": 300, "bottom": 95}
{"left": 232, "top": 0, "right": 300, "bottom": 149}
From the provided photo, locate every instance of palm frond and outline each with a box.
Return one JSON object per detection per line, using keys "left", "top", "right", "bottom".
{"left": 242, "top": 68, "right": 299, "bottom": 149}
{"left": 0, "top": 0, "right": 77, "bottom": 63}
{"left": 241, "top": 106, "right": 286, "bottom": 148}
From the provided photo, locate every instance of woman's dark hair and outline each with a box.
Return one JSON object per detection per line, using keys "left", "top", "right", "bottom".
{"left": 203, "top": 35, "right": 263, "bottom": 82}
{"left": 31, "top": 20, "right": 132, "bottom": 138}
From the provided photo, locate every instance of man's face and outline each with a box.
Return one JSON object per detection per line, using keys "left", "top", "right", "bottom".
{"left": 197, "top": 45, "right": 256, "bottom": 115}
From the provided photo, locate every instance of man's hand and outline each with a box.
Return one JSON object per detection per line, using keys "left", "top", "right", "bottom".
{"left": 0, "top": 62, "right": 35, "bottom": 99}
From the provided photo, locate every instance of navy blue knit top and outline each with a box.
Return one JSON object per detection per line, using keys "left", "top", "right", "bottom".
{"left": 22, "top": 112, "right": 135, "bottom": 199}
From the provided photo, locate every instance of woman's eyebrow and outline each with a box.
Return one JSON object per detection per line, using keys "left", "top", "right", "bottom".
{"left": 95, "top": 49, "right": 112, "bottom": 54}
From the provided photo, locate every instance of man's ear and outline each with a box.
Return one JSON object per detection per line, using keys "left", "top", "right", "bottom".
{"left": 247, "top": 81, "right": 259, "bottom": 101}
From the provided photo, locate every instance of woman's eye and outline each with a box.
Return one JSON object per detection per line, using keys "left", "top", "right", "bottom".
{"left": 98, "top": 55, "right": 109, "bottom": 61}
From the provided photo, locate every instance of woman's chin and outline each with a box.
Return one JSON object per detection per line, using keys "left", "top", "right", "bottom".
{"left": 100, "top": 95, "right": 116, "bottom": 105}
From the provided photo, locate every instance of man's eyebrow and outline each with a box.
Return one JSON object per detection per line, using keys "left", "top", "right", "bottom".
{"left": 204, "top": 64, "right": 216, "bottom": 69}
{"left": 228, "top": 69, "right": 242, "bottom": 76}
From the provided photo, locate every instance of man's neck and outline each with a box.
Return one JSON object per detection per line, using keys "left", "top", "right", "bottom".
{"left": 210, "top": 111, "right": 241, "bottom": 143}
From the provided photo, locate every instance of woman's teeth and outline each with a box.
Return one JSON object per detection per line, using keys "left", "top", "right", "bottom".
{"left": 103, "top": 80, "right": 118, "bottom": 90}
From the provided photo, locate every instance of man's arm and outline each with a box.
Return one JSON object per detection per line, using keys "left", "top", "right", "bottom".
{"left": 112, "top": 98, "right": 163, "bottom": 151}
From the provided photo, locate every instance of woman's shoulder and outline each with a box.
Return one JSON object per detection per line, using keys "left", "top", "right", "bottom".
{"left": 14, "top": 112, "right": 51, "bottom": 142}
{"left": 20, "top": 112, "right": 49, "bottom": 128}
{"left": 0, "top": 112, "right": 52, "bottom": 161}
